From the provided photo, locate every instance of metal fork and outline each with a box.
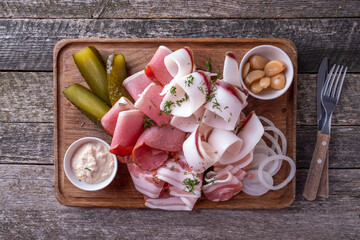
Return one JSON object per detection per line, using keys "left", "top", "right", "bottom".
{"left": 303, "top": 64, "right": 347, "bottom": 201}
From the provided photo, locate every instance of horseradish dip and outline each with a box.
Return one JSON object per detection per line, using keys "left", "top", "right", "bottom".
{"left": 71, "top": 142, "right": 114, "bottom": 184}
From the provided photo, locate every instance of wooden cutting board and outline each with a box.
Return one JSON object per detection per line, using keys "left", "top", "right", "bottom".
{"left": 53, "top": 38, "right": 297, "bottom": 208}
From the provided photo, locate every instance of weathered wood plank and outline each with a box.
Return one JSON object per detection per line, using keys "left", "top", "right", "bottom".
{"left": 0, "top": 18, "right": 358, "bottom": 72}
{"left": 1, "top": 0, "right": 359, "bottom": 19}
{"left": 0, "top": 165, "right": 359, "bottom": 239}
{"left": 1, "top": 72, "right": 359, "bottom": 125}
{"left": 297, "top": 74, "right": 360, "bottom": 125}
{"left": 1, "top": 122, "right": 359, "bottom": 169}
{"left": 0, "top": 123, "right": 53, "bottom": 164}
{"left": 0, "top": 72, "right": 53, "bottom": 123}
{"left": 297, "top": 126, "right": 360, "bottom": 169}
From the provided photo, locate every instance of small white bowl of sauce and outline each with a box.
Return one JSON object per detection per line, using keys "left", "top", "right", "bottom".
{"left": 64, "top": 137, "right": 118, "bottom": 191}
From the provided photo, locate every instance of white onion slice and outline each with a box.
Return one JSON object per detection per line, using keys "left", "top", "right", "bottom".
{"left": 259, "top": 116, "right": 279, "bottom": 151}
{"left": 257, "top": 155, "right": 296, "bottom": 190}
{"left": 242, "top": 170, "right": 273, "bottom": 196}
{"left": 264, "top": 126, "right": 287, "bottom": 155}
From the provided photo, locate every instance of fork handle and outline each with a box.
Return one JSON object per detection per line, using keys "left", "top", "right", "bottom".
{"left": 317, "top": 150, "right": 329, "bottom": 198}
{"left": 303, "top": 133, "right": 330, "bottom": 201}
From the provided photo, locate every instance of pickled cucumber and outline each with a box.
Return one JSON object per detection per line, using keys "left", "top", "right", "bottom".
{"left": 63, "top": 83, "right": 110, "bottom": 126}
{"left": 106, "top": 54, "right": 133, "bottom": 104}
{"left": 73, "top": 46, "right": 111, "bottom": 106}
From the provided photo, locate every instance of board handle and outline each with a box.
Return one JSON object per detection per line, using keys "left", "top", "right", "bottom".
{"left": 303, "top": 132, "right": 330, "bottom": 201}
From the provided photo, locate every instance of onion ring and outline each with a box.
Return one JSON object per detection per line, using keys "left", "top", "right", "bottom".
{"left": 257, "top": 155, "right": 296, "bottom": 190}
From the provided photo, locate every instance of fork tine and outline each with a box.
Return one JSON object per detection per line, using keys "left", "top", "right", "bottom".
{"left": 335, "top": 66, "right": 347, "bottom": 101}
{"left": 322, "top": 64, "right": 336, "bottom": 97}
{"left": 326, "top": 65, "right": 340, "bottom": 96}
{"left": 331, "top": 65, "right": 344, "bottom": 97}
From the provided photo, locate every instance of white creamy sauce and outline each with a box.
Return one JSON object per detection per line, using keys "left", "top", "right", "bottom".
{"left": 72, "top": 142, "right": 114, "bottom": 184}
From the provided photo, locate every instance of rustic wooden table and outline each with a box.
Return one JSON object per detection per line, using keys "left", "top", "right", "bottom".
{"left": 0, "top": 1, "right": 359, "bottom": 239}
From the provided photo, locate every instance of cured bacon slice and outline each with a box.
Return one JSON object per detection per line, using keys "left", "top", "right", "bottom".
{"left": 123, "top": 70, "right": 153, "bottom": 101}
{"left": 160, "top": 71, "right": 210, "bottom": 118}
{"left": 202, "top": 165, "right": 244, "bottom": 202}
{"left": 235, "top": 112, "right": 264, "bottom": 161}
{"left": 101, "top": 97, "right": 134, "bottom": 136}
{"left": 132, "top": 125, "right": 186, "bottom": 171}
{"left": 207, "top": 128, "right": 243, "bottom": 164}
{"left": 182, "top": 125, "right": 219, "bottom": 173}
{"left": 223, "top": 51, "right": 241, "bottom": 87}
{"left": 145, "top": 192, "right": 198, "bottom": 211}
{"left": 164, "top": 46, "right": 195, "bottom": 79}
{"left": 145, "top": 46, "right": 173, "bottom": 86}
{"left": 127, "top": 162, "right": 164, "bottom": 198}
{"left": 134, "top": 82, "right": 171, "bottom": 126}
{"left": 156, "top": 159, "right": 202, "bottom": 198}
{"left": 203, "top": 80, "right": 248, "bottom": 130}
{"left": 110, "top": 110, "right": 145, "bottom": 156}
{"left": 170, "top": 106, "right": 205, "bottom": 132}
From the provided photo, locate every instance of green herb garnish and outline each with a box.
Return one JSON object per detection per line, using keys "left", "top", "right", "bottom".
{"left": 183, "top": 177, "right": 200, "bottom": 194}
{"left": 170, "top": 86, "right": 177, "bottom": 96}
{"left": 184, "top": 75, "right": 194, "bottom": 87}
{"left": 206, "top": 60, "right": 211, "bottom": 71}
{"left": 85, "top": 168, "right": 91, "bottom": 171}
{"left": 143, "top": 116, "right": 156, "bottom": 129}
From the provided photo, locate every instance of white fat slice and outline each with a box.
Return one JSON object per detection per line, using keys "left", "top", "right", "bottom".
{"left": 164, "top": 47, "right": 195, "bottom": 79}
{"left": 160, "top": 72, "right": 210, "bottom": 117}
{"left": 145, "top": 195, "right": 197, "bottom": 211}
{"left": 203, "top": 81, "right": 247, "bottom": 130}
{"left": 156, "top": 161, "right": 202, "bottom": 198}
{"left": 214, "top": 150, "right": 254, "bottom": 170}
{"left": 207, "top": 128, "right": 243, "bottom": 164}
{"left": 236, "top": 112, "right": 264, "bottom": 160}
{"left": 170, "top": 107, "right": 205, "bottom": 132}
{"left": 223, "top": 52, "right": 241, "bottom": 87}
{"left": 182, "top": 126, "right": 219, "bottom": 173}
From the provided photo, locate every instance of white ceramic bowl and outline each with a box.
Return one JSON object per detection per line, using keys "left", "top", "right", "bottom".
{"left": 64, "top": 137, "right": 118, "bottom": 191}
{"left": 239, "top": 45, "right": 294, "bottom": 100}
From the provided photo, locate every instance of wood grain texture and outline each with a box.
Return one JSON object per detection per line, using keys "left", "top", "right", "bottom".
{"left": 317, "top": 153, "right": 329, "bottom": 198}
{"left": 0, "top": 18, "right": 359, "bottom": 72}
{"left": 1, "top": 73, "right": 359, "bottom": 125}
{"left": 0, "top": 123, "right": 53, "bottom": 165}
{"left": 0, "top": 72, "right": 53, "bottom": 123}
{"left": 1, "top": 0, "right": 359, "bottom": 19}
{"left": 2, "top": 123, "right": 359, "bottom": 168}
{"left": 53, "top": 38, "right": 297, "bottom": 208}
{"left": 1, "top": 165, "right": 359, "bottom": 239}
{"left": 303, "top": 133, "right": 330, "bottom": 201}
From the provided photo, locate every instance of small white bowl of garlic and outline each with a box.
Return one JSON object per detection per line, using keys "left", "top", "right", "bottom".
{"left": 239, "top": 45, "right": 294, "bottom": 100}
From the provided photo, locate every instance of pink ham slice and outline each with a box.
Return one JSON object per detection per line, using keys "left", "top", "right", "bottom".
{"left": 135, "top": 82, "right": 171, "bottom": 126}
{"left": 132, "top": 125, "right": 186, "bottom": 171}
{"left": 127, "top": 162, "right": 164, "bottom": 198}
{"left": 110, "top": 109, "right": 145, "bottom": 156}
{"left": 101, "top": 97, "right": 134, "bottom": 136}
{"left": 145, "top": 46, "right": 173, "bottom": 86}
{"left": 123, "top": 70, "right": 153, "bottom": 101}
